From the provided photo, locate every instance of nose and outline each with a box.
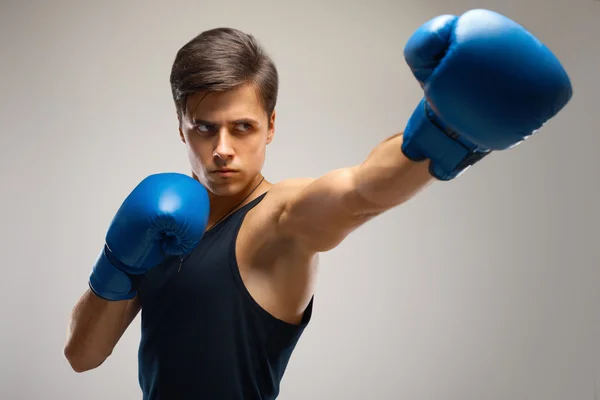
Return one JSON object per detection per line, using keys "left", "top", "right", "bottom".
{"left": 213, "top": 130, "right": 234, "bottom": 164}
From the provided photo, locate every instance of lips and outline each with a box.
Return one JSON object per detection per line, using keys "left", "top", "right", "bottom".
{"left": 210, "top": 169, "right": 239, "bottom": 177}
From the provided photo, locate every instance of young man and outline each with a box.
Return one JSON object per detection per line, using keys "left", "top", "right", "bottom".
{"left": 63, "top": 9, "right": 572, "bottom": 400}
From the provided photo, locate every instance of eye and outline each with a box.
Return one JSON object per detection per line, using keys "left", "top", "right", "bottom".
{"left": 195, "top": 124, "right": 216, "bottom": 135}
{"left": 235, "top": 122, "right": 253, "bottom": 132}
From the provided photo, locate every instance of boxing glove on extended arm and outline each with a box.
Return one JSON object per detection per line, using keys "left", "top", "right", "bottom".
{"left": 401, "top": 9, "right": 573, "bottom": 180}
{"left": 89, "top": 173, "right": 210, "bottom": 301}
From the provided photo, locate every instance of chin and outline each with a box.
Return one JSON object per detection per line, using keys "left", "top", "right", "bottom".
{"left": 205, "top": 178, "right": 247, "bottom": 197}
{"left": 209, "top": 185, "right": 240, "bottom": 197}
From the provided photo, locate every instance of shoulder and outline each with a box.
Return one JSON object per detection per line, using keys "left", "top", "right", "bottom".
{"left": 240, "top": 177, "right": 315, "bottom": 252}
{"left": 236, "top": 178, "right": 314, "bottom": 270}
{"left": 253, "top": 177, "right": 316, "bottom": 218}
{"left": 265, "top": 177, "right": 316, "bottom": 203}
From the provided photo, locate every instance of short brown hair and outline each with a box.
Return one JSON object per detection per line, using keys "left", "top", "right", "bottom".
{"left": 170, "top": 27, "right": 278, "bottom": 119}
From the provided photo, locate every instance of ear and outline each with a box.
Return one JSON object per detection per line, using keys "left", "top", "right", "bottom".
{"left": 266, "top": 110, "right": 276, "bottom": 144}
{"left": 178, "top": 114, "right": 186, "bottom": 144}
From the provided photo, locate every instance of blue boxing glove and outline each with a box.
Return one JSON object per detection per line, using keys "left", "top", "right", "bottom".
{"left": 89, "top": 173, "right": 210, "bottom": 301}
{"left": 401, "top": 9, "right": 573, "bottom": 180}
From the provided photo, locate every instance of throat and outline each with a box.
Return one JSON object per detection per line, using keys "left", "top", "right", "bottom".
{"left": 205, "top": 176, "right": 266, "bottom": 232}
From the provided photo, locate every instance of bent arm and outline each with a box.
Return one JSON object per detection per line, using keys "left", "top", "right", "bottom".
{"left": 63, "top": 289, "right": 140, "bottom": 372}
{"left": 277, "top": 132, "right": 434, "bottom": 252}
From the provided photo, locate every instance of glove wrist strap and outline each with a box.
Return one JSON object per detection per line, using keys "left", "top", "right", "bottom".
{"left": 89, "top": 245, "right": 145, "bottom": 301}
{"left": 402, "top": 98, "right": 490, "bottom": 180}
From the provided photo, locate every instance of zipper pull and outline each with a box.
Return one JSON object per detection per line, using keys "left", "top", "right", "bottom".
{"left": 178, "top": 257, "right": 184, "bottom": 273}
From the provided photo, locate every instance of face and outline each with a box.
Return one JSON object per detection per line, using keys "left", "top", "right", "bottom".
{"left": 179, "top": 84, "right": 275, "bottom": 197}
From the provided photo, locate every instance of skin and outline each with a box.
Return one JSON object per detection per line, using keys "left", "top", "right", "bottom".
{"left": 63, "top": 82, "right": 435, "bottom": 372}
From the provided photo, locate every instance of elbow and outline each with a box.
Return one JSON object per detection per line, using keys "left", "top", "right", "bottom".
{"left": 63, "top": 343, "right": 109, "bottom": 373}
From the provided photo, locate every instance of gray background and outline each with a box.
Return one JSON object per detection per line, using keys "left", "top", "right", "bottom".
{"left": 1, "top": 0, "right": 598, "bottom": 399}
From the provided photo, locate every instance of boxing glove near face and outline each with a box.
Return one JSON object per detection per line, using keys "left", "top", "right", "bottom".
{"left": 401, "top": 9, "right": 573, "bottom": 180}
{"left": 89, "top": 173, "right": 210, "bottom": 301}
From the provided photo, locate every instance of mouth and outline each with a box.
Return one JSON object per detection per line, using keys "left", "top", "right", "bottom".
{"left": 210, "top": 169, "right": 239, "bottom": 176}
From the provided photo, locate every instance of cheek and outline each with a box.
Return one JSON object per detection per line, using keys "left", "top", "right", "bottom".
{"left": 245, "top": 138, "right": 267, "bottom": 166}
{"left": 185, "top": 137, "right": 211, "bottom": 161}
{"left": 184, "top": 139, "right": 212, "bottom": 174}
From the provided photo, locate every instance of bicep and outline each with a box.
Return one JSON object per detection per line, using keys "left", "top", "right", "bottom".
{"left": 277, "top": 168, "right": 379, "bottom": 252}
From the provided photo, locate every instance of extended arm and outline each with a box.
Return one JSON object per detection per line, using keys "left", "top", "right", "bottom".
{"left": 277, "top": 9, "right": 571, "bottom": 254}
{"left": 277, "top": 132, "right": 433, "bottom": 252}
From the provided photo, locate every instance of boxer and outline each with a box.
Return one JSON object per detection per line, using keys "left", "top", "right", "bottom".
{"left": 64, "top": 9, "right": 572, "bottom": 400}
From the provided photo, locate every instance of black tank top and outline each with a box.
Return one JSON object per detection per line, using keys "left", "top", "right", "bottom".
{"left": 137, "top": 193, "right": 313, "bottom": 400}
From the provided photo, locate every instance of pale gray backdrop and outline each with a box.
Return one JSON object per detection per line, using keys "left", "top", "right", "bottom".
{"left": 1, "top": 0, "right": 598, "bottom": 399}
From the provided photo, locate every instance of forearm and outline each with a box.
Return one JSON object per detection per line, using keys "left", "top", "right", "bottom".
{"left": 353, "top": 132, "right": 434, "bottom": 213}
{"left": 64, "top": 289, "right": 136, "bottom": 372}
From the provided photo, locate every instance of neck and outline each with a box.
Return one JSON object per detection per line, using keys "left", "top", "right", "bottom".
{"left": 205, "top": 173, "right": 268, "bottom": 229}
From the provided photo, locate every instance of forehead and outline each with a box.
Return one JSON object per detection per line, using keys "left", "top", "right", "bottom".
{"left": 185, "top": 84, "right": 266, "bottom": 121}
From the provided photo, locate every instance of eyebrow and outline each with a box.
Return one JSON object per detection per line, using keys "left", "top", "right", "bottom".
{"left": 191, "top": 118, "right": 260, "bottom": 126}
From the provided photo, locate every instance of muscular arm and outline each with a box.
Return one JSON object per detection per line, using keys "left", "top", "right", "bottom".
{"left": 277, "top": 132, "right": 434, "bottom": 252}
{"left": 63, "top": 290, "right": 140, "bottom": 372}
